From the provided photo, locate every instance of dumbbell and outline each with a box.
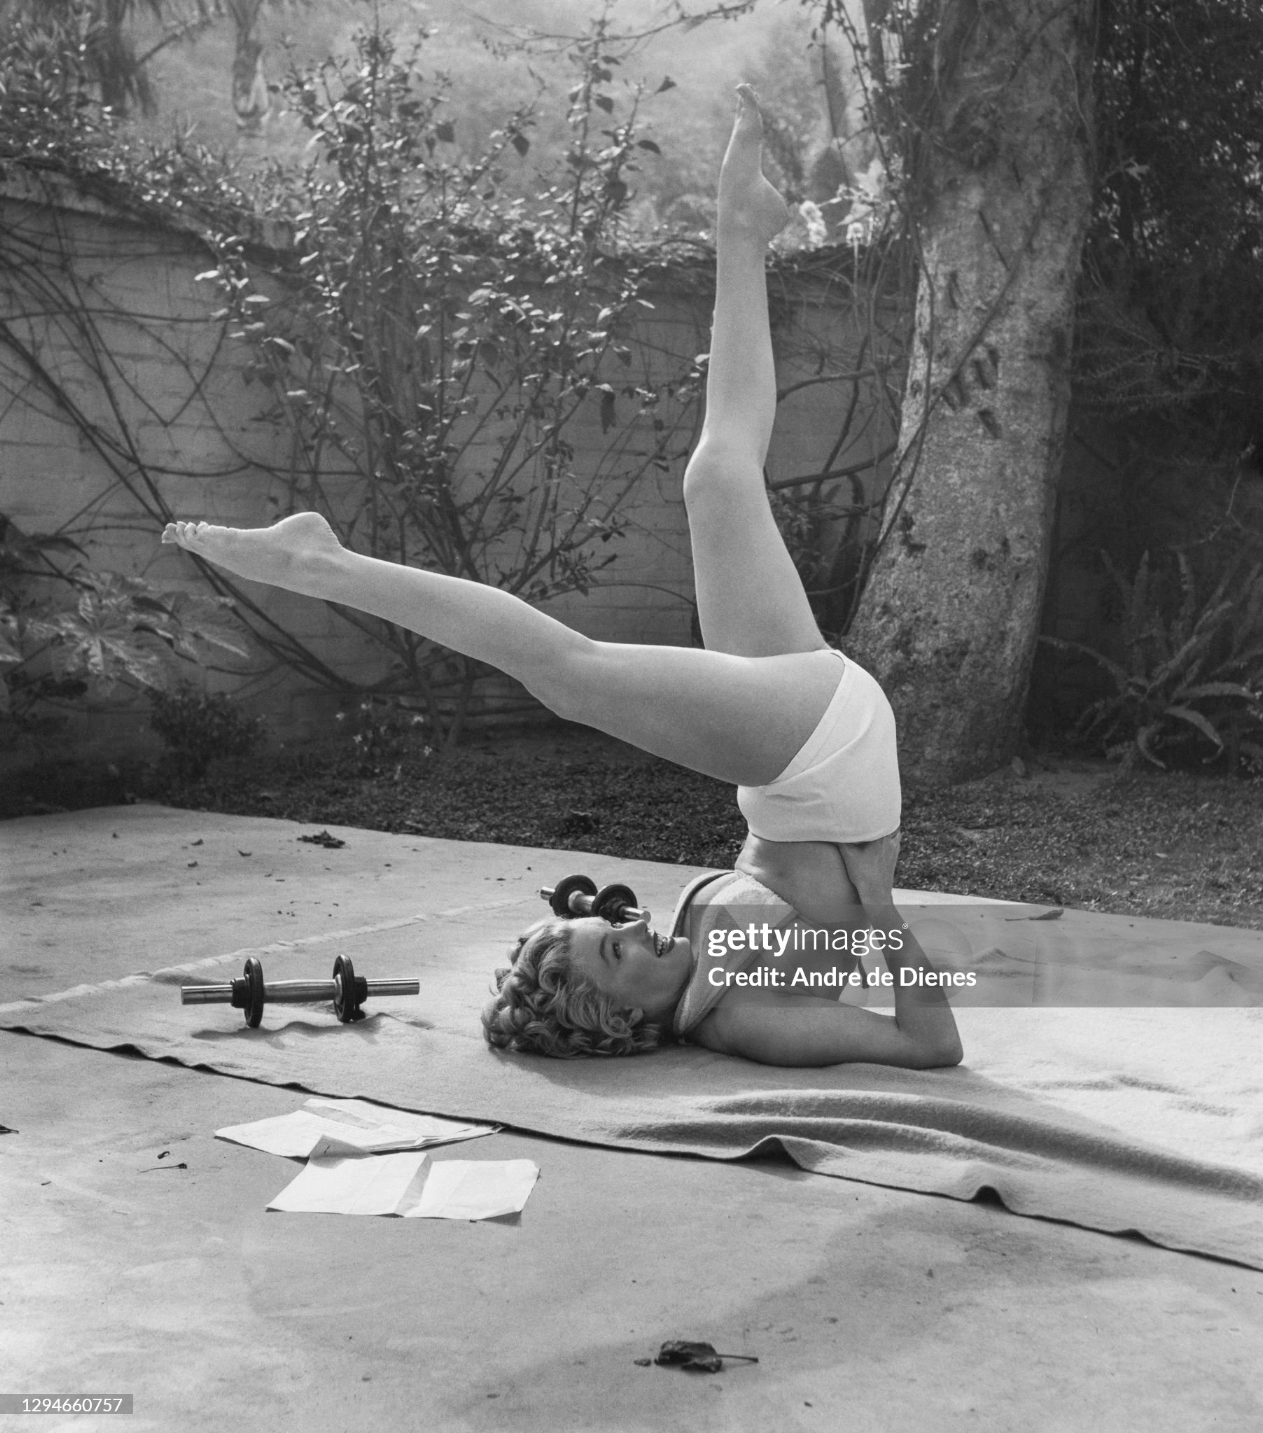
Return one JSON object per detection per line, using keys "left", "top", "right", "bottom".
{"left": 539, "top": 874, "right": 650, "bottom": 926}
{"left": 180, "top": 954, "right": 419, "bottom": 1029}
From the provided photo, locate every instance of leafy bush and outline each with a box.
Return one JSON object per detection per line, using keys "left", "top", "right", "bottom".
{"left": 192, "top": 16, "right": 703, "bottom": 744}
{"left": 1040, "top": 549, "right": 1263, "bottom": 771}
{"left": 0, "top": 10, "right": 708, "bottom": 751}
{"left": 148, "top": 681, "right": 266, "bottom": 781}
{"left": 0, "top": 514, "right": 252, "bottom": 747}
{"left": 334, "top": 697, "right": 430, "bottom": 777}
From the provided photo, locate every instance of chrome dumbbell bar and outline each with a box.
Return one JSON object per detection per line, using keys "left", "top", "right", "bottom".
{"left": 539, "top": 874, "right": 650, "bottom": 926}
{"left": 181, "top": 954, "right": 418, "bottom": 1029}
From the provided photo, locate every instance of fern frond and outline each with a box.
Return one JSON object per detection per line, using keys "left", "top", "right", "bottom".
{"left": 1135, "top": 722, "right": 1167, "bottom": 769}
{"left": 1163, "top": 704, "right": 1225, "bottom": 751}
{"left": 1038, "top": 634, "right": 1130, "bottom": 690}
{"left": 1173, "top": 549, "right": 1197, "bottom": 647}
{"left": 1178, "top": 681, "right": 1257, "bottom": 702}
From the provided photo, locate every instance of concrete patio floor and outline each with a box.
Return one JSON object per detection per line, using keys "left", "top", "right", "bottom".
{"left": 2, "top": 805, "right": 1261, "bottom": 1432}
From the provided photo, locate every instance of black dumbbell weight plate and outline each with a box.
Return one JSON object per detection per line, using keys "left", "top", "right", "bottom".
{"left": 592, "top": 883, "right": 639, "bottom": 924}
{"left": 333, "top": 953, "right": 370, "bottom": 1022}
{"left": 243, "top": 956, "right": 266, "bottom": 1028}
{"left": 333, "top": 953, "right": 356, "bottom": 1022}
{"left": 549, "top": 873, "right": 598, "bottom": 919}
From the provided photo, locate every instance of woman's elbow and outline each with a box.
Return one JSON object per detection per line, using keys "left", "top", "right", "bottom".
{"left": 921, "top": 1036, "right": 964, "bottom": 1069}
{"left": 900, "top": 1030, "right": 964, "bottom": 1069}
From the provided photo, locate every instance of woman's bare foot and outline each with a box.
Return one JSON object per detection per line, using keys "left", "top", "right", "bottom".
{"left": 717, "top": 85, "right": 790, "bottom": 243}
{"left": 161, "top": 511, "right": 344, "bottom": 596}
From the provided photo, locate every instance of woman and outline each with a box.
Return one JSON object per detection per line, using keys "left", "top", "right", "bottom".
{"left": 162, "top": 88, "right": 963, "bottom": 1072}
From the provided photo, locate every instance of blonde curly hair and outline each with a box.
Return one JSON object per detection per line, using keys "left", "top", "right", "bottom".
{"left": 481, "top": 916, "right": 667, "bottom": 1059}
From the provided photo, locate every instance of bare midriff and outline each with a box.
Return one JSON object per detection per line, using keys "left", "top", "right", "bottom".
{"left": 732, "top": 831, "right": 869, "bottom": 992}
{"left": 735, "top": 832, "right": 859, "bottom": 921}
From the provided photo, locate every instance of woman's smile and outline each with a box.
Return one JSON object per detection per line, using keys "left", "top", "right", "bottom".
{"left": 567, "top": 917, "right": 692, "bottom": 1021}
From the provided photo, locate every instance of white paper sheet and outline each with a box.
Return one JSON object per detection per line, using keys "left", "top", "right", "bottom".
{"left": 404, "top": 1159, "right": 540, "bottom": 1220}
{"left": 268, "top": 1151, "right": 432, "bottom": 1215}
{"left": 267, "top": 1153, "right": 539, "bottom": 1220}
{"left": 216, "top": 1098, "right": 495, "bottom": 1159}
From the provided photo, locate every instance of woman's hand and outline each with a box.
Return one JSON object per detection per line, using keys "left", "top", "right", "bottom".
{"left": 836, "top": 829, "right": 901, "bottom": 909}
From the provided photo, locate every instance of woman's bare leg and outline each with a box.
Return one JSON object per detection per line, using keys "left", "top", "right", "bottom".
{"left": 162, "top": 514, "right": 840, "bottom": 784}
{"left": 685, "top": 86, "right": 827, "bottom": 659}
{"left": 159, "top": 95, "right": 847, "bottom": 785}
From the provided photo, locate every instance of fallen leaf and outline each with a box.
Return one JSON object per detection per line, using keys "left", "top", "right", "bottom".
{"left": 653, "top": 1340, "right": 758, "bottom": 1373}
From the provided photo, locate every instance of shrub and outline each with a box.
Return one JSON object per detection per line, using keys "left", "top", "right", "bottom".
{"left": 1040, "top": 549, "right": 1263, "bottom": 772}
{"left": 0, "top": 514, "right": 252, "bottom": 749}
{"left": 192, "top": 16, "right": 703, "bottom": 745}
{"left": 334, "top": 697, "right": 430, "bottom": 777}
{"left": 147, "top": 681, "right": 266, "bottom": 781}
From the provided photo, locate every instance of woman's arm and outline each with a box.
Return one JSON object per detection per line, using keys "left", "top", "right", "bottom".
{"left": 692, "top": 832, "right": 965, "bottom": 1069}
{"left": 842, "top": 832, "right": 964, "bottom": 1064}
{"left": 689, "top": 923, "right": 964, "bottom": 1068}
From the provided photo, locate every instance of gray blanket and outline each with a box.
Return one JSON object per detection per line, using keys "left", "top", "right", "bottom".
{"left": 6, "top": 896, "right": 1262, "bottom": 1270}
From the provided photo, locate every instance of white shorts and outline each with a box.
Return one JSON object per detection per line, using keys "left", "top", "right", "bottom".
{"left": 735, "top": 650, "right": 900, "bottom": 844}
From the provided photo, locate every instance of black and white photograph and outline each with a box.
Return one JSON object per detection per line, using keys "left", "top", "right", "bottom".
{"left": 2, "top": 1, "right": 1261, "bottom": 1428}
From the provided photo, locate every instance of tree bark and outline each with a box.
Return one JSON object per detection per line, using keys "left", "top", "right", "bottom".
{"left": 227, "top": 0, "right": 270, "bottom": 134}
{"left": 847, "top": 0, "right": 1096, "bottom": 784}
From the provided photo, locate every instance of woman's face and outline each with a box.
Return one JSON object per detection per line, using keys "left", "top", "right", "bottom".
{"left": 565, "top": 917, "right": 692, "bottom": 1022}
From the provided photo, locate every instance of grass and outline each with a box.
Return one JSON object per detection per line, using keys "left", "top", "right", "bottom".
{"left": 6, "top": 723, "right": 1260, "bottom": 930}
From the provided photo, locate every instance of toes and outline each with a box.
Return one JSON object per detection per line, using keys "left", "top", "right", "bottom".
{"left": 734, "top": 84, "right": 763, "bottom": 128}
{"left": 165, "top": 520, "right": 203, "bottom": 550}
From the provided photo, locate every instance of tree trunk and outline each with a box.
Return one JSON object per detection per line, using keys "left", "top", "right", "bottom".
{"left": 228, "top": 0, "right": 270, "bottom": 134}
{"left": 847, "top": 0, "right": 1096, "bottom": 784}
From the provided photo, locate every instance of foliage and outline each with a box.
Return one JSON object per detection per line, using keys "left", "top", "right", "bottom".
{"left": 767, "top": 475, "right": 870, "bottom": 646}
{"left": 333, "top": 696, "right": 430, "bottom": 777}
{"left": 1079, "top": 0, "right": 1263, "bottom": 417}
{"left": 0, "top": 0, "right": 305, "bottom": 122}
{"left": 194, "top": 15, "right": 702, "bottom": 743}
{"left": 0, "top": 514, "right": 251, "bottom": 744}
{"left": 0, "top": 0, "right": 242, "bottom": 203}
{"left": 0, "top": 0, "right": 111, "bottom": 156}
{"left": 1039, "top": 549, "right": 1263, "bottom": 772}
{"left": 813, "top": 0, "right": 1263, "bottom": 397}
{"left": 0, "top": 8, "right": 717, "bottom": 747}
{"left": 147, "top": 679, "right": 265, "bottom": 779}
{"left": 0, "top": 0, "right": 223, "bottom": 115}
{"left": 809, "top": 0, "right": 1263, "bottom": 592}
